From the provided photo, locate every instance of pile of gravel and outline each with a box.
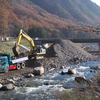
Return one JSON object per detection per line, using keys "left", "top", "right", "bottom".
{"left": 53, "top": 39, "right": 94, "bottom": 63}
{"left": 34, "top": 39, "right": 96, "bottom": 70}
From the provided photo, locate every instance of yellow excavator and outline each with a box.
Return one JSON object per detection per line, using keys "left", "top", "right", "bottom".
{"left": 12, "top": 29, "right": 46, "bottom": 57}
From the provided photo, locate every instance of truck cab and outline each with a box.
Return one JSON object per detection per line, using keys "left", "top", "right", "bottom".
{"left": 0, "top": 53, "right": 16, "bottom": 72}
{"left": 0, "top": 56, "right": 9, "bottom": 72}
{"left": 0, "top": 53, "right": 28, "bottom": 73}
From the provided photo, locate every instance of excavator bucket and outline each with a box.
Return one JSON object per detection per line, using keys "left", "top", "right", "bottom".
{"left": 12, "top": 45, "right": 20, "bottom": 57}
{"left": 12, "top": 44, "right": 30, "bottom": 57}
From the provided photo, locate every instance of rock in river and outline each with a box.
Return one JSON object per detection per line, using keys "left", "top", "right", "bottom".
{"left": 0, "top": 83, "right": 14, "bottom": 91}
{"left": 25, "top": 73, "right": 34, "bottom": 78}
{"left": 33, "top": 66, "right": 44, "bottom": 75}
{"left": 67, "top": 68, "right": 77, "bottom": 74}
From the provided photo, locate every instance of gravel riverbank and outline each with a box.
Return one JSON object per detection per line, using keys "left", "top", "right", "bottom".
{"left": 0, "top": 39, "right": 99, "bottom": 83}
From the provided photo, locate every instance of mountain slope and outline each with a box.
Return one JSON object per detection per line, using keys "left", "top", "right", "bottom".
{"left": 4, "top": 0, "right": 100, "bottom": 38}
{"left": 8, "top": 0, "right": 77, "bottom": 30}
{"left": 31, "top": 0, "right": 100, "bottom": 24}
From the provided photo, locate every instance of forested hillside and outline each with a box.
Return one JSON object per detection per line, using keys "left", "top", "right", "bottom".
{"left": 31, "top": 0, "right": 100, "bottom": 24}
{"left": 0, "top": 0, "right": 100, "bottom": 39}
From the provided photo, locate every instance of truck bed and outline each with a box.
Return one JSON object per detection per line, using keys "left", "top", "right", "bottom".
{"left": 12, "top": 57, "right": 28, "bottom": 64}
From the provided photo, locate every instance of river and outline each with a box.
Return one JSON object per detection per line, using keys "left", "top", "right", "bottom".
{"left": 0, "top": 60, "right": 100, "bottom": 100}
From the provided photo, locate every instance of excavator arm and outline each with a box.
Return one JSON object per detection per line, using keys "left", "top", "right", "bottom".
{"left": 16, "top": 29, "right": 35, "bottom": 47}
{"left": 13, "top": 29, "right": 46, "bottom": 57}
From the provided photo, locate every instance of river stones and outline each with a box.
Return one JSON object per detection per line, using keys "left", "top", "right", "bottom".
{"left": 90, "top": 66, "right": 99, "bottom": 70}
{"left": 67, "top": 68, "right": 77, "bottom": 74}
{"left": 0, "top": 84, "right": 3, "bottom": 88}
{"left": 0, "top": 83, "right": 14, "bottom": 91}
{"left": 61, "top": 71, "right": 67, "bottom": 75}
{"left": 60, "top": 66, "right": 65, "bottom": 69}
{"left": 25, "top": 73, "right": 34, "bottom": 78}
{"left": 7, "top": 79, "right": 15, "bottom": 84}
{"left": 33, "top": 66, "right": 44, "bottom": 75}
{"left": 48, "top": 68, "right": 55, "bottom": 72}
{"left": 75, "top": 76, "right": 86, "bottom": 83}
{"left": 13, "top": 76, "right": 21, "bottom": 81}
{"left": 60, "top": 68, "right": 77, "bottom": 75}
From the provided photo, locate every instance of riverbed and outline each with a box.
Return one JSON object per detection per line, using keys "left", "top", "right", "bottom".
{"left": 0, "top": 60, "right": 100, "bottom": 100}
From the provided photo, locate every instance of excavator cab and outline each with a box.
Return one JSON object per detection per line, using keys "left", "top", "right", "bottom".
{"left": 13, "top": 29, "right": 46, "bottom": 57}
{"left": 34, "top": 45, "right": 46, "bottom": 54}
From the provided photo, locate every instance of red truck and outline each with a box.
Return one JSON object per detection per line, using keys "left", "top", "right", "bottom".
{"left": 0, "top": 53, "right": 28, "bottom": 73}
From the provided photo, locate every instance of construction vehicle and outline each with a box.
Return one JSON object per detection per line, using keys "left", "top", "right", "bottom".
{"left": 13, "top": 29, "right": 46, "bottom": 58}
{"left": 0, "top": 53, "right": 28, "bottom": 73}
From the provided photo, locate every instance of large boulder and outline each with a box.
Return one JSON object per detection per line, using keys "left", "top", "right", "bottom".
{"left": 33, "top": 66, "right": 44, "bottom": 75}
{"left": 0, "top": 83, "right": 14, "bottom": 91}
{"left": 67, "top": 68, "right": 77, "bottom": 74}
{"left": 75, "top": 76, "right": 86, "bottom": 83}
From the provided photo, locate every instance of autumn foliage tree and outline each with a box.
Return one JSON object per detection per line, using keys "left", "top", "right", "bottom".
{"left": 0, "top": 0, "right": 9, "bottom": 36}
{"left": 0, "top": 0, "right": 98, "bottom": 38}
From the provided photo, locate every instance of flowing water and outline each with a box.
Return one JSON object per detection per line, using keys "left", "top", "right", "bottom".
{"left": 0, "top": 60, "right": 100, "bottom": 100}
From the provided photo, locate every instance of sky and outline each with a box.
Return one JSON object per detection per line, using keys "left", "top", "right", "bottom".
{"left": 91, "top": 0, "right": 100, "bottom": 6}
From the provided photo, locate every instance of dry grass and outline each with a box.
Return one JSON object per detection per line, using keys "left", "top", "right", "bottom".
{"left": 55, "top": 74, "right": 100, "bottom": 100}
{"left": 0, "top": 39, "right": 30, "bottom": 56}
{"left": 55, "top": 86, "right": 100, "bottom": 100}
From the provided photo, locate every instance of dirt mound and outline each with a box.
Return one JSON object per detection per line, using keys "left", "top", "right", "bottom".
{"left": 54, "top": 39, "right": 93, "bottom": 62}
{"left": 38, "top": 39, "right": 96, "bottom": 70}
